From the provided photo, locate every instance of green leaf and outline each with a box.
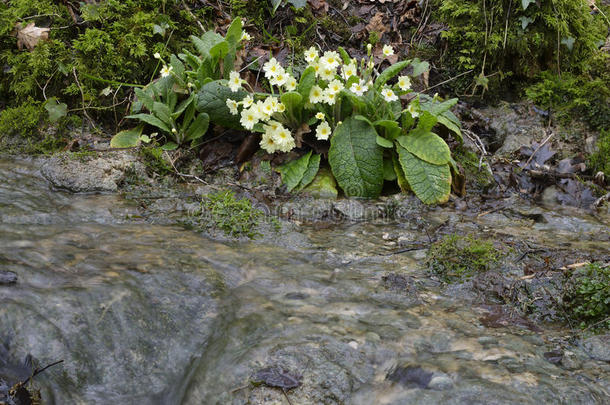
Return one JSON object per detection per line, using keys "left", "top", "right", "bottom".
{"left": 376, "top": 135, "right": 394, "bottom": 148}
{"left": 392, "top": 152, "right": 410, "bottom": 192}
{"left": 561, "top": 37, "right": 575, "bottom": 51}
{"left": 375, "top": 60, "right": 410, "bottom": 89}
{"left": 225, "top": 18, "right": 243, "bottom": 46}
{"left": 271, "top": 0, "right": 282, "bottom": 14}
{"left": 277, "top": 151, "right": 312, "bottom": 192}
{"left": 185, "top": 112, "right": 210, "bottom": 142}
{"left": 172, "top": 93, "right": 196, "bottom": 119}
{"left": 383, "top": 158, "right": 397, "bottom": 181}
{"left": 152, "top": 101, "right": 172, "bottom": 125}
{"left": 170, "top": 54, "right": 185, "bottom": 78}
{"left": 521, "top": 0, "right": 536, "bottom": 10}
{"left": 419, "top": 98, "right": 458, "bottom": 115}
{"left": 298, "top": 66, "right": 316, "bottom": 100}
{"left": 373, "top": 119, "right": 402, "bottom": 140}
{"left": 396, "top": 128, "right": 451, "bottom": 165}
{"left": 161, "top": 142, "right": 178, "bottom": 151}
{"left": 437, "top": 114, "right": 462, "bottom": 142}
{"left": 397, "top": 145, "right": 451, "bottom": 204}
{"left": 302, "top": 168, "right": 338, "bottom": 199}
{"left": 126, "top": 113, "right": 171, "bottom": 133}
{"left": 196, "top": 80, "right": 246, "bottom": 129}
{"left": 417, "top": 111, "right": 438, "bottom": 132}
{"left": 210, "top": 40, "right": 229, "bottom": 61}
{"left": 328, "top": 117, "right": 384, "bottom": 198}
{"left": 296, "top": 153, "right": 321, "bottom": 191}
{"left": 110, "top": 125, "right": 143, "bottom": 148}
{"left": 281, "top": 91, "right": 303, "bottom": 111}
{"left": 287, "top": 0, "right": 307, "bottom": 9}
{"left": 191, "top": 31, "right": 224, "bottom": 59}
{"left": 337, "top": 47, "right": 351, "bottom": 64}
{"left": 410, "top": 58, "right": 429, "bottom": 76}
{"left": 135, "top": 88, "right": 154, "bottom": 111}
{"left": 519, "top": 16, "right": 534, "bottom": 29}
{"left": 44, "top": 98, "right": 67, "bottom": 123}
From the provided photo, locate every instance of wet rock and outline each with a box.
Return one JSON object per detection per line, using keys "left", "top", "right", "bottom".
{"left": 543, "top": 349, "right": 563, "bottom": 364}
{"left": 41, "top": 151, "right": 146, "bottom": 193}
{"left": 0, "top": 270, "right": 17, "bottom": 285}
{"left": 560, "top": 350, "right": 582, "bottom": 370}
{"left": 428, "top": 374, "right": 453, "bottom": 390}
{"left": 381, "top": 273, "right": 418, "bottom": 296}
{"left": 582, "top": 335, "right": 610, "bottom": 361}
{"left": 333, "top": 199, "right": 367, "bottom": 221}
{"left": 387, "top": 365, "right": 433, "bottom": 389}
{"left": 541, "top": 186, "right": 559, "bottom": 205}
{"left": 251, "top": 366, "right": 302, "bottom": 390}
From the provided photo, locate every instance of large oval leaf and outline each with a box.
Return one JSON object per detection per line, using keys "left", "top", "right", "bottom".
{"left": 396, "top": 128, "right": 451, "bottom": 165}
{"left": 375, "top": 60, "right": 410, "bottom": 89}
{"left": 196, "top": 80, "right": 246, "bottom": 129}
{"left": 397, "top": 145, "right": 451, "bottom": 204}
{"left": 110, "top": 125, "right": 143, "bottom": 148}
{"left": 296, "top": 153, "right": 321, "bottom": 191}
{"left": 277, "top": 151, "right": 312, "bottom": 192}
{"left": 328, "top": 117, "right": 383, "bottom": 198}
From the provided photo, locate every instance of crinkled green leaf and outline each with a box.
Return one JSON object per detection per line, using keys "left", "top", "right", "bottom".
{"left": 185, "top": 112, "right": 209, "bottom": 141}
{"left": 172, "top": 93, "right": 196, "bottom": 119}
{"left": 328, "top": 117, "right": 384, "bottom": 198}
{"left": 396, "top": 128, "right": 451, "bottom": 165}
{"left": 161, "top": 142, "right": 178, "bottom": 151}
{"left": 397, "top": 145, "right": 451, "bottom": 204}
{"left": 383, "top": 158, "right": 397, "bottom": 181}
{"left": 419, "top": 98, "right": 458, "bottom": 115}
{"left": 110, "top": 125, "right": 143, "bottom": 148}
{"left": 277, "top": 151, "right": 312, "bottom": 192}
{"left": 134, "top": 88, "right": 154, "bottom": 111}
{"left": 126, "top": 113, "right": 171, "bottom": 133}
{"left": 196, "top": 80, "right": 246, "bottom": 129}
{"left": 375, "top": 60, "right": 410, "bottom": 89}
{"left": 417, "top": 111, "right": 438, "bottom": 132}
{"left": 337, "top": 47, "right": 351, "bottom": 64}
{"left": 152, "top": 101, "right": 172, "bottom": 125}
{"left": 373, "top": 119, "right": 402, "bottom": 140}
{"left": 296, "top": 153, "right": 321, "bottom": 191}
{"left": 392, "top": 152, "right": 410, "bottom": 192}
{"left": 437, "top": 113, "right": 462, "bottom": 143}
{"left": 281, "top": 91, "right": 303, "bottom": 112}
{"left": 170, "top": 54, "right": 185, "bottom": 78}
{"left": 191, "top": 31, "right": 224, "bottom": 59}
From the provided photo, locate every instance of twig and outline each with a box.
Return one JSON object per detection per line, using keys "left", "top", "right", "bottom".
{"left": 524, "top": 131, "right": 554, "bottom": 167}
{"left": 21, "top": 360, "right": 64, "bottom": 386}
{"left": 164, "top": 151, "right": 210, "bottom": 185}
{"left": 423, "top": 69, "right": 473, "bottom": 92}
{"left": 282, "top": 389, "right": 294, "bottom": 405}
{"left": 182, "top": 1, "right": 205, "bottom": 32}
{"left": 73, "top": 68, "right": 98, "bottom": 130}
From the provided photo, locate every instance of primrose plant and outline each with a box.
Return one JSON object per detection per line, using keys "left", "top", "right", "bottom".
{"left": 111, "top": 19, "right": 249, "bottom": 149}
{"left": 225, "top": 43, "right": 463, "bottom": 204}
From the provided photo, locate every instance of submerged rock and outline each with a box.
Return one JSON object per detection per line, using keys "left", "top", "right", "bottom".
{"left": 0, "top": 270, "right": 17, "bottom": 285}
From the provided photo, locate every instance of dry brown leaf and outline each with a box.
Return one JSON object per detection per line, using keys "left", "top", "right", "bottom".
{"left": 15, "top": 22, "right": 50, "bottom": 51}
{"left": 308, "top": 0, "right": 329, "bottom": 13}
{"left": 365, "top": 12, "right": 388, "bottom": 35}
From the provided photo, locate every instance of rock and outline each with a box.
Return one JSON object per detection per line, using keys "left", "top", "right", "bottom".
{"left": 387, "top": 365, "right": 433, "bottom": 388}
{"left": 582, "top": 335, "right": 610, "bottom": 361}
{"left": 333, "top": 199, "right": 367, "bottom": 221}
{"left": 428, "top": 374, "right": 453, "bottom": 390}
{"left": 541, "top": 185, "right": 559, "bottom": 205}
{"left": 41, "top": 151, "right": 146, "bottom": 193}
{"left": 584, "top": 136, "right": 598, "bottom": 155}
{"left": 0, "top": 270, "right": 17, "bottom": 285}
{"left": 560, "top": 350, "right": 582, "bottom": 370}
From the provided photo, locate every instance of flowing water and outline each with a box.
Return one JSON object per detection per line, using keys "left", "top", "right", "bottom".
{"left": 1, "top": 157, "right": 609, "bottom": 404}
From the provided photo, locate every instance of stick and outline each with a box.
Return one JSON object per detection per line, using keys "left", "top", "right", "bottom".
{"left": 524, "top": 131, "right": 554, "bottom": 167}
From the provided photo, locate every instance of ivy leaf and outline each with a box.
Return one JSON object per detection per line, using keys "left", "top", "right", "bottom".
{"left": 296, "top": 153, "right": 321, "bottom": 191}
{"left": 519, "top": 16, "right": 534, "bottom": 29}
{"left": 44, "top": 98, "right": 67, "bottom": 123}
{"left": 15, "top": 22, "right": 50, "bottom": 51}
{"left": 196, "top": 80, "right": 246, "bottom": 129}
{"left": 396, "top": 128, "right": 451, "bottom": 165}
{"left": 561, "top": 37, "right": 575, "bottom": 51}
{"left": 410, "top": 58, "right": 430, "bottom": 76}
{"left": 397, "top": 145, "right": 451, "bottom": 204}
{"left": 110, "top": 125, "right": 143, "bottom": 148}
{"left": 375, "top": 60, "right": 410, "bottom": 89}
{"left": 328, "top": 117, "right": 384, "bottom": 198}
{"left": 521, "top": 0, "right": 536, "bottom": 10}
{"left": 277, "top": 151, "right": 312, "bottom": 192}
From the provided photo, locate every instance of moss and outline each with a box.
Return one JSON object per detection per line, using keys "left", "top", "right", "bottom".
{"left": 140, "top": 146, "right": 173, "bottom": 175}
{"left": 432, "top": 0, "right": 608, "bottom": 95}
{"left": 453, "top": 145, "right": 494, "bottom": 190}
{"left": 588, "top": 129, "right": 610, "bottom": 178}
{"left": 0, "top": 99, "right": 45, "bottom": 138}
{"left": 426, "top": 234, "right": 501, "bottom": 282}
{"left": 563, "top": 262, "right": 610, "bottom": 330}
{"left": 195, "top": 190, "right": 264, "bottom": 239}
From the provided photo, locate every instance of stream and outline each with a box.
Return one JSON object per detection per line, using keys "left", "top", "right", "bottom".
{"left": 1, "top": 157, "right": 609, "bottom": 404}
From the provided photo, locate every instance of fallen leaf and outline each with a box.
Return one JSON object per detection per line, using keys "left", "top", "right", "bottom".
{"left": 308, "top": 0, "right": 329, "bottom": 13}
{"left": 15, "top": 22, "right": 50, "bottom": 51}
{"left": 251, "top": 366, "right": 302, "bottom": 390}
{"left": 365, "top": 12, "right": 388, "bottom": 36}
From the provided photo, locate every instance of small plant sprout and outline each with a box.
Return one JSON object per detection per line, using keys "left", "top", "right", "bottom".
{"left": 381, "top": 87, "right": 398, "bottom": 102}
{"left": 397, "top": 75, "right": 411, "bottom": 91}
{"left": 316, "top": 121, "right": 331, "bottom": 140}
{"left": 228, "top": 71, "right": 243, "bottom": 92}
{"left": 382, "top": 44, "right": 394, "bottom": 57}
{"left": 160, "top": 65, "right": 172, "bottom": 77}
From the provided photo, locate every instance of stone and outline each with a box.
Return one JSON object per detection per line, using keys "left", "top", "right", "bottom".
{"left": 0, "top": 270, "right": 17, "bottom": 285}
{"left": 428, "top": 374, "right": 453, "bottom": 390}
{"left": 582, "top": 335, "right": 610, "bottom": 362}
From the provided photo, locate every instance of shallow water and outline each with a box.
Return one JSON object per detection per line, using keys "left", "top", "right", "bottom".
{"left": 1, "top": 157, "right": 608, "bottom": 404}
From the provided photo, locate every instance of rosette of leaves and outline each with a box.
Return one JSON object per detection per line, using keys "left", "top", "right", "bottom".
{"left": 111, "top": 19, "right": 245, "bottom": 148}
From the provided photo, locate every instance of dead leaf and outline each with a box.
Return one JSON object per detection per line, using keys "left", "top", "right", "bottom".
{"left": 365, "top": 12, "right": 388, "bottom": 36}
{"left": 308, "top": 0, "right": 329, "bottom": 13}
{"left": 293, "top": 123, "right": 311, "bottom": 148}
{"left": 15, "top": 22, "right": 50, "bottom": 51}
